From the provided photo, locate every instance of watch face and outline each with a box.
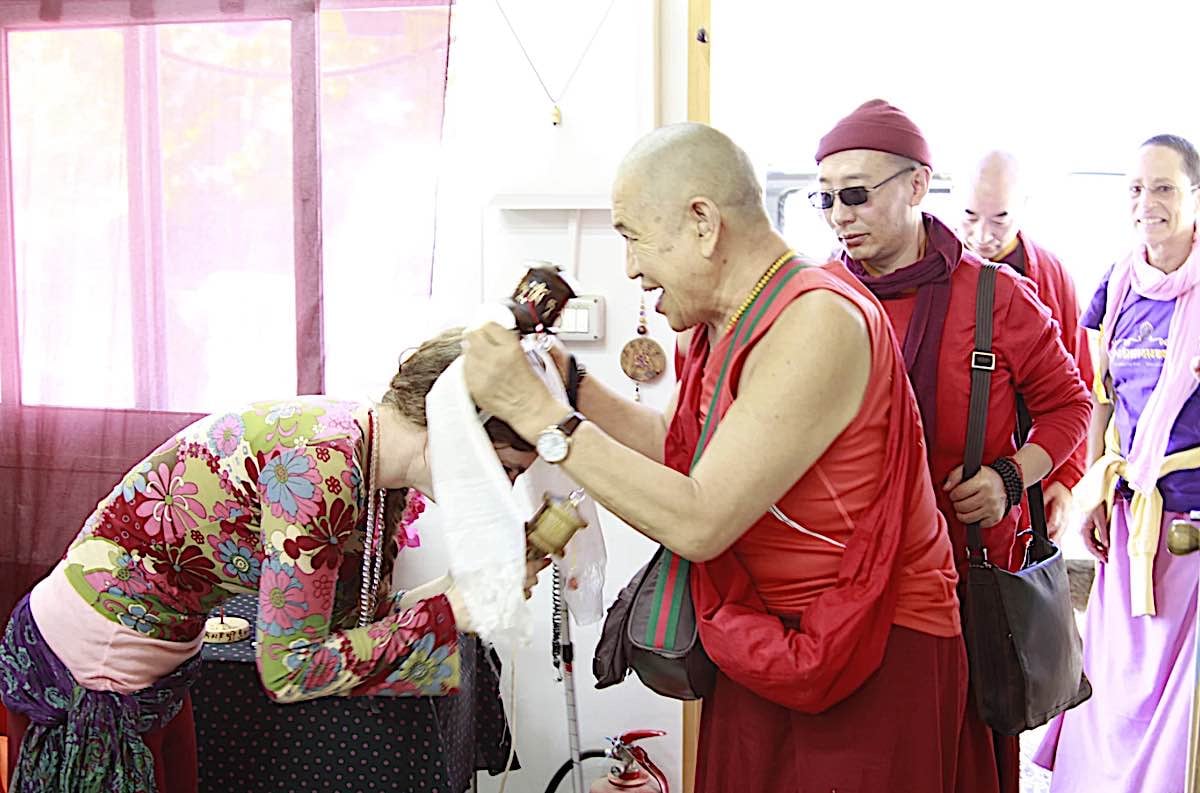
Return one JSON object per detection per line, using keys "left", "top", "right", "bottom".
{"left": 537, "top": 429, "right": 569, "bottom": 463}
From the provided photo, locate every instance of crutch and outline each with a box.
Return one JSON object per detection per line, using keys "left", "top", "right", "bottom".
{"left": 552, "top": 564, "right": 584, "bottom": 793}
{"left": 527, "top": 489, "right": 590, "bottom": 793}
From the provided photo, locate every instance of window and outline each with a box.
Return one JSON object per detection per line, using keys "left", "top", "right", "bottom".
{"left": 0, "top": 0, "right": 452, "bottom": 628}
{"left": 1023, "top": 172, "right": 1131, "bottom": 297}
{"left": 713, "top": 3, "right": 1199, "bottom": 302}
{"left": 8, "top": 21, "right": 298, "bottom": 412}
{"left": 318, "top": 4, "right": 451, "bottom": 397}
{"left": 0, "top": 1, "right": 451, "bottom": 414}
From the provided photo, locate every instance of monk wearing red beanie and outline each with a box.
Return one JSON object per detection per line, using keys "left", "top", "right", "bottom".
{"left": 815, "top": 100, "right": 1092, "bottom": 793}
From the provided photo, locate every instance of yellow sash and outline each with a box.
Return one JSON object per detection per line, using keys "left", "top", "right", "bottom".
{"left": 1074, "top": 418, "right": 1200, "bottom": 616}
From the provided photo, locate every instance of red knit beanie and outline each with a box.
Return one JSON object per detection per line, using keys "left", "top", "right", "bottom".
{"left": 814, "top": 99, "right": 932, "bottom": 167}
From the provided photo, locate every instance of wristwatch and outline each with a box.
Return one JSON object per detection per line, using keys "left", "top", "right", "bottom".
{"left": 536, "top": 411, "right": 586, "bottom": 464}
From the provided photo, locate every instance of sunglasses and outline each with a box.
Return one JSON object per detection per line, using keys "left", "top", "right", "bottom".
{"left": 808, "top": 166, "right": 916, "bottom": 210}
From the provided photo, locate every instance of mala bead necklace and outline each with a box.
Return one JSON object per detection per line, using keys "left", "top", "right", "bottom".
{"left": 357, "top": 408, "right": 388, "bottom": 628}
{"left": 724, "top": 250, "right": 795, "bottom": 334}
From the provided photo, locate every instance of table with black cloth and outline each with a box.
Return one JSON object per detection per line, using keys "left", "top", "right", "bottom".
{"left": 192, "top": 594, "right": 517, "bottom": 793}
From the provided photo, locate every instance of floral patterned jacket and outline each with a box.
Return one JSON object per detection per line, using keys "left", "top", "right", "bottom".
{"left": 59, "top": 397, "right": 458, "bottom": 703}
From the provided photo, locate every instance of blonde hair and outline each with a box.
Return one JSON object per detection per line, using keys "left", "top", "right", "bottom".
{"left": 373, "top": 327, "right": 532, "bottom": 604}
{"left": 381, "top": 328, "right": 461, "bottom": 427}
{"left": 381, "top": 327, "right": 534, "bottom": 450}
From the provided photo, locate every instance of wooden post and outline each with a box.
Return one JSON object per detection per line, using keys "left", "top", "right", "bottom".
{"left": 682, "top": 699, "right": 702, "bottom": 793}
{"left": 687, "top": 0, "right": 710, "bottom": 124}
{"left": 683, "top": 2, "right": 709, "bottom": 791}
{"left": 652, "top": 0, "right": 662, "bottom": 128}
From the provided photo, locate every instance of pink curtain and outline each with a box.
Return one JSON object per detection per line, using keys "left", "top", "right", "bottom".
{"left": 0, "top": 0, "right": 452, "bottom": 624}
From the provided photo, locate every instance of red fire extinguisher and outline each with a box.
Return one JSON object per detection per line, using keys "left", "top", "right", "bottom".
{"left": 590, "top": 730, "right": 669, "bottom": 793}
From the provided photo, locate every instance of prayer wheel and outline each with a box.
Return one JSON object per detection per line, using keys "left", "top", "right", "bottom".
{"left": 525, "top": 489, "right": 588, "bottom": 560}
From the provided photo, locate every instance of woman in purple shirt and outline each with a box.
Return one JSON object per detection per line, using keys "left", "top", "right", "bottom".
{"left": 1035, "top": 134, "right": 1200, "bottom": 792}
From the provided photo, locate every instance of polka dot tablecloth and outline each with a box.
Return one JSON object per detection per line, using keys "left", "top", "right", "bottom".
{"left": 193, "top": 594, "right": 517, "bottom": 793}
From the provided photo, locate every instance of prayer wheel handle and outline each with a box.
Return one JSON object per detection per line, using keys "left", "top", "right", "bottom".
{"left": 1167, "top": 511, "right": 1200, "bottom": 556}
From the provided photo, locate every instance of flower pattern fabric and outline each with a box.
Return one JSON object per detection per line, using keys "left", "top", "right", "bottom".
{"left": 207, "top": 413, "right": 245, "bottom": 458}
{"left": 135, "top": 461, "right": 207, "bottom": 544}
{"left": 59, "top": 397, "right": 459, "bottom": 703}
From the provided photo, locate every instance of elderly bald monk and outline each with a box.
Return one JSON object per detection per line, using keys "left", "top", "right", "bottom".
{"left": 462, "top": 122, "right": 967, "bottom": 792}
{"left": 959, "top": 150, "right": 1095, "bottom": 538}
{"left": 814, "top": 100, "right": 1092, "bottom": 793}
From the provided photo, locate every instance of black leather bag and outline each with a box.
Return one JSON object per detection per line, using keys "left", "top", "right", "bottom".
{"left": 959, "top": 264, "right": 1092, "bottom": 735}
{"left": 593, "top": 279, "right": 784, "bottom": 702}
{"left": 593, "top": 546, "right": 716, "bottom": 700}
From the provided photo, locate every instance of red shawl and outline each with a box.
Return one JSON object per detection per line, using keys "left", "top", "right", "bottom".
{"left": 665, "top": 263, "right": 938, "bottom": 713}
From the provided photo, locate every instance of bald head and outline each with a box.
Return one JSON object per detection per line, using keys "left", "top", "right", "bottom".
{"left": 614, "top": 123, "right": 766, "bottom": 229}
{"left": 609, "top": 124, "right": 780, "bottom": 332}
{"left": 967, "top": 150, "right": 1023, "bottom": 197}
{"left": 959, "top": 149, "right": 1025, "bottom": 260}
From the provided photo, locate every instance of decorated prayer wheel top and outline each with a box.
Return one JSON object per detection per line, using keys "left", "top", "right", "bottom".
{"left": 505, "top": 264, "right": 576, "bottom": 334}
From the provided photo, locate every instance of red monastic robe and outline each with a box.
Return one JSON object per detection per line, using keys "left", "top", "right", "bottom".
{"left": 856, "top": 247, "right": 1092, "bottom": 793}
{"left": 877, "top": 251, "right": 1091, "bottom": 571}
{"left": 667, "top": 262, "right": 966, "bottom": 793}
{"left": 998, "top": 232, "right": 1094, "bottom": 493}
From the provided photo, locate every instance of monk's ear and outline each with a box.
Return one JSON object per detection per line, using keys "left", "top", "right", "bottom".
{"left": 908, "top": 166, "right": 932, "bottom": 207}
{"left": 689, "top": 196, "right": 721, "bottom": 257}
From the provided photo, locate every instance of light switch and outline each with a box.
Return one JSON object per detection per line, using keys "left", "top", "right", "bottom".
{"left": 554, "top": 295, "right": 605, "bottom": 342}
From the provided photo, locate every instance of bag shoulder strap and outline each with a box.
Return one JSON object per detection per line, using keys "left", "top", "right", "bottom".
{"left": 964, "top": 264, "right": 999, "bottom": 562}
{"left": 642, "top": 261, "right": 806, "bottom": 652}
{"left": 1015, "top": 397, "right": 1050, "bottom": 545}
{"left": 690, "top": 261, "right": 808, "bottom": 469}
{"left": 965, "top": 264, "right": 1053, "bottom": 559}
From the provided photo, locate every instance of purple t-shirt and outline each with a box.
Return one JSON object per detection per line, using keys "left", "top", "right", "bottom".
{"left": 1083, "top": 264, "right": 1200, "bottom": 512}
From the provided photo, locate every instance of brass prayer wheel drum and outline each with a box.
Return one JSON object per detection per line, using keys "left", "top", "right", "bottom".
{"left": 525, "top": 490, "right": 588, "bottom": 560}
{"left": 1167, "top": 514, "right": 1200, "bottom": 556}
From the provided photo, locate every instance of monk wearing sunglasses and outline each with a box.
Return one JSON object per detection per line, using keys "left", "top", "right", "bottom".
{"left": 815, "top": 100, "right": 1091, "bottom": 793}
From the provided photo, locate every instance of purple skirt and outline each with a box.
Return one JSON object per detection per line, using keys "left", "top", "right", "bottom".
{"left": 0, "top": 593, "right": 199, "bottom": 792}
{"left": 1034, "top": 501, "right": 1198, "bottom": 792}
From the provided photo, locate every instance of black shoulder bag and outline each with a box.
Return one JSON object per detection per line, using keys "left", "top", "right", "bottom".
{"left": 960, "top": 263, "right": 1092, "bottom": 735}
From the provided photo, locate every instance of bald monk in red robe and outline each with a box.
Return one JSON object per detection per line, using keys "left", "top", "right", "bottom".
{"left": 463, "top": 122, "right": 967, "bottom": 792}
{"left": 814, "top": 100, "right": 1092, "bottom": 793}
{"left": 959, "top": 150, "right": 1095, "bottom": 538}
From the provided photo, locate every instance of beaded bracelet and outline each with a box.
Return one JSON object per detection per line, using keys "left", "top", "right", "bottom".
{"left": 988, "top": 456, "right": 1025, "bottom": 513}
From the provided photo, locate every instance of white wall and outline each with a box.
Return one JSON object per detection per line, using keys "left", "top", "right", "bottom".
{"left": 389, "top": 2, "right": 694, "bottom": 792}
